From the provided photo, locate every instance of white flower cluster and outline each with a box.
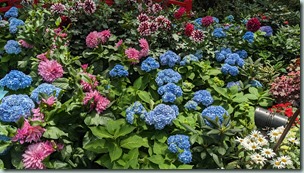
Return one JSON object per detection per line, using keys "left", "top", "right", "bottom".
{"left": 236, "top": 126, "right": 300, "bottom": 169}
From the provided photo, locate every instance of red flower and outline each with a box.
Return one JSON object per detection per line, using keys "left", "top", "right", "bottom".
{"left": 201, "top": 16, "right": 214, "bottom": 27}
{"left": 184, "top": 23, "right": 194, "bottom": 37}
{"left": 284, "top": 108, "right": 293, "bottom": 117}
{"left": 246, "top": 18, "right": 261, "bottom": 32}
{"left": 174, "top": 7, "right": 186, "bottom": 19}
{"left": 59, "top": 15, "right": 71, "bottom": 29}
{"left": 283, "top": 21, "right": 289, "bottom": 25}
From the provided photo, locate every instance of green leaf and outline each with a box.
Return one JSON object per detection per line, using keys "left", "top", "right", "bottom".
{"left": 207, "top": 129, "right": 220, "bottom": 135}
{"left": 52, "top": 78, "right": 70, "bottom": 90}
{"left": 43, "top": 126, "right": 68, "bottom": 139}
{"left": 244, "top": 94, "right": 258, "bottom": 100}
{"left": 209, "top": 69, "right": 221, "bottom": 76}
{"left": 213, "top": 86, "right": 229, "bottom": 99}
{"left": 228, "top": 85, "right": 239, "bottom": 95}
{"left": 114, "top": 124, "right": 135, "bottom": 138}
{"left": 44, "top": 160, "right": 70, "bottom": 169}
{"left": 0, "top": 87, "right": 8, "bottom": 100}
{"left": 133, "top": 77, "right": 143, "bottom": 90}
{"left": 83, "top": 138, "right": 108, "bottom": 153}
{"left": 137, "top": 91, "right": 152, "bottom": 104}
{"left": 259, "top": 99, "right": 273, "bottom": 107}
{"left": 84, "top": 113, "right": 112, "bottom": 126}
{"left": 178, "top": 165, "right": 194, "bottom": 169}
{"left": 120, "top": 135, "right": 148, "bottom": 149}
{"left": 211, "top": 153, "right": 223, "bottom": 168}
{"left": 109, "top": 143, "right": 123, "bottom": 162}
{"left": 0, "top": 159, "right": 4, "bottom": 169}
{"left": 148, "top": 155, "right": 165, "bottom": 164}
{"left": 105, "top": 119, "right": 124, "bottom": 135}
{"left": 0, "top": 142, "right": 10, "bottom": 154}
{"left": 89, "top": 126, "right": 113, "bottom": 139}
{"left": 95, "top": 154, "right": 113, "bottom": 168}
{"left": 248, "top": 87, "right": 259, "bottom": 96}
{"left": 218, "top": 147, "right": 226, "bottom": 155}
{"left": 232, "top": 96, "right": 248, "bottom": 103}
{"left": 125, "top": 149, "right": 139, "bottom": 169}
{"left": 153, "top": 142, "right": 167, "bottom": 155}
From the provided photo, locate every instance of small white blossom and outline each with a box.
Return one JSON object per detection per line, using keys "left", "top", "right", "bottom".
{"left": 271, "top": 159, "right": 286, "bottom": 169}
{"left": 287, "top": 137, "right": 300, "bottom": 145}
{"left": 250, "top": 153, "right": 267, "bottom": 166}
{"left": 247, "top": 142, "right": 261, "bottom": 151}
{"left": 261, "top": 148, "right": 276, "bottom": 158}
{"left": 278, "top": 155, "right": 292, "bottom": 166}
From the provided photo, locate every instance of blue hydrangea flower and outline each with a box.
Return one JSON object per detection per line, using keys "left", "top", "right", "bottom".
{"left": 30, "top": 83, "right": 61, "bottom": 103}
{"left": 126, "top": 101, "right": 147, "bottom": 124}
{"left": 236, "top": 50, "right": 248, "bottom": 59}
{"left": 243, "top": 31, "right": 254, "bottom": 43}
{"left": 184, "top": 100, "right": 198, "bottom": 110}
{"left": 226, "top": 81, "right": 241, "bottom": 91}
{"left": 4, "top": 7, "right": 18, "bottom": 18}
{"left": 158, "top": 83, "right": 182, "bottom": 103}
{"left": 4, "top": 40, "right": 21, "bottom": 54}
{"left": 167, "top": 134, "right": 191, "bottom": 152}
{"left": 212, "top": 17, "right": 219, "bottom": 23}
{"left": 201, "top": 106, "right": 229, "bottom": 127}
{"left": 213, "top": 28, "right": 226, "bottom": 38}
{"left": 141, "top": 57, "right": 160, "bottom": 72}
{"left": 145, "top": 104, "right": 179, "bottom": 130}
{"left": 260, "top": 26, "right": 273, "bottom": 37}
{"left": 109, "top": 64, "right": 129, "bottom": 77}
{"left": 193, "top": 90, "right": 213, "bottom": 107}
{"left": 194, "top": 18, "right": 202, "bottom": 25}
{"left": 0, "top": 94, "right": 35, "bottom": 122}
{"left": 236, "top": 57, "right": 245, "bottom": 67}
{"left": 221, "top": 64, "right": 239, "bottom": 76}
{"left": 193, "top": 50, "right": 203, "bottom": 59}
{"left": 242, "top": 19, "right": 248, "bottom": 25}
{"left": 0, "top": 135, "right": 11, "bottom": 155}
{"left": 9, "top": 18, "right": 24, "bottom": 34}
{"left": 224, "top": 53, "right": 240, "bottom": 65}
{"left": 155, "top": 69, "right": 182, "bottom": 86}
{"left": 0, "top": 70, "right": 32, "bottom": 91}
{"left": 178, "top": 150, "right": 192, "bottom": 164}
{"left": 225, "top": 15, "right": 234, "bottom": 22}
{"left": 215, "top": 52, "right": 226, "bottom": 62}
{"left": 159, "top": 50, "right": 181, "bottom": 67}
{"left": 179, "top": 54, "right": 199, "bottom": 66}
{"left": 250, "top": 80, "right": 263, "bottom": 88}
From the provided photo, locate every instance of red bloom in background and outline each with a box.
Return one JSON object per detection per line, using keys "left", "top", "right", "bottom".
{"left": 201, "top": 16, "right": 214, "bottom": 27}
{"left": 184, "top": 23, "right": 194, "bottom": 36}
{"left": 174, "top": 7, "right": 186, "bottom": 19}
{"left": 283, "top": 21, "right": 289, "bottom": 25}
{"left": 246, "top": 18, "right": 261, "bottom": 32}
{"left": 268, "top": 102, "right": 300, "bottom": 124}
{"left": 59, "top": 15, "right": 71, "bottom": 29}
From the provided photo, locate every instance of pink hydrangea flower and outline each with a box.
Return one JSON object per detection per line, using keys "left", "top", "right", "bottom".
{"left": 37, "top": 52, "right": 48, "bottom": 61}
{"left": 80, "top": 73, "right": 99, "bottom": 92}
{"left": 139, "top": 38, "right": 149, "bottom": 50}
{"left": 31, "top": 108, "right": 44, "bottom": 122}
{"left": 22, "top": 141, "right": 55, "bottom": 169}
{"left": 98, "top": 30, "right": 111, "bottom": 44}
{"left": 86, "top": 31, "right": 100, "bottom": 48}
{"left": 83, "top": 90, "right": 110, "bottom": 113}
{"left": 19, "top": 40, "right": 33, "bottom": 48}
{"left": 42, "top": 96, "right": 56, "bottom": 107}
{"left": 12, "top": 120, "right": 45, "bottom": 144}
{"left": 115, "top": 39, "right": 123, "bottom": 48}
{"left": 81, "top": 64, "right": 89, "bottom": 71}
{"left": 125, "top": 48, "right": 140, "bottom": 61}
{"left": 201, "top": 16, "right": 214, "bottom": 27}
{"left": 38, "top": 59, "right": 64, "bottom": 83}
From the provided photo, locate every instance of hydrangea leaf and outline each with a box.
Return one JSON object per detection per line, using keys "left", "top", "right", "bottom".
{"left": 0, "top": 87, "right": 8, "bottom": 100}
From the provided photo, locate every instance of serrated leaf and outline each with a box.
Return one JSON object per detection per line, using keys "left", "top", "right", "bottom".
{"left": 83, "top": 138, "right": 108, "bottom": 153}
{"left": 43, "top": 126, "right": 68, "bottom": 139}
{"left": 89, "top": 126, "right": 113, "bottom": 139}
{"left": 114, "top": 125, "right": 135, "bottom": 138}
{"left": 120, "top": 135, "right": 148, "bottom": 149}
{"left": 109, "top": 143, "right": 122, "bottom": 162}
{"left": 148, "top": 155, "right": 165, "bottom": 164}
{"left": 248, "top": 87, "right": 259, "bottom": 96}
{"left": 137, "top": 91, "right": 152, "bottom": 104}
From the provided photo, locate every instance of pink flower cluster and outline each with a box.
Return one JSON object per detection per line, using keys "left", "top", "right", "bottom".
{"left": 22, "top": 141, "right": 55, "bottom": 169}
{"left": 38, "top": 59, "right": 64, "bottom": 83}
{"left": 12, "top": 120, "right": 45, "bottom": 144}
{"left": 174, "top": 7, "right": 186, "bottom": 19}
{"left": 42, "top": 96, "right": 56, "bottom": 107}
{"left": 50, "top": 3, "right": 66, "bottom": 14}
{"left": 31, "top": 108, "right": 45, "bottom": 122}
{"left": 83, "top": 90, "right": 110, "bottom": 114}
{"left": 137, "top": 14, "right": 171, "bottom": 36}
{"left": 201, "top": 16, "right": 214, "bottom": 27}
{"left": 19, "top": 40, "right": 33, "bottom": 49}
{"left": 80, "top": 73, "right": 99, "bottom": 92}
{"left": 86, "top": 30, "right": 111, "bottom": 48}
{"left": 125, "top": 38, "right": 150, "bottom": 63}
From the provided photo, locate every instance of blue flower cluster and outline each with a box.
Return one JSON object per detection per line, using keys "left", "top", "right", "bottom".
{"left": 0, "top": 70, "right": 32, "bottom": 90}
{"left": 145, "top": 104, "right": 179, "bottom": 130}
{"left": 225, "top": 15, "right": 234, "bottom": 22}
{"left": 4, "top": 40, "right": 21, "bottom": 54}
{"left": 201, "top": 106, "right": 229, "bottom": 127}
{"left": 4, "top": 7, "right": 18, "bottom": 18}
{"left": 0, "top": 94, "right": 35, "bottom": 122}
{"left": 260, "top": 26, "right": 273, "bottom": 37}
{"left": 193, "top": 50, "right": 203, "bottom": 59}
{"left": 221, "top": 63, "right": 239, "bottom": 76}
{"left": 141, "top": 57, "right": 160, "bottom": 72}
{"left": 213, "top": 28, "right": 226, "bottom": 38}
{"left": 235, "top": 50, "right": 248, "bottom": 59}
{"left": 0, "top": 15, "right": 2, "bottom": 21}
{"left": 184, "top": 100, "right": 198, "bottom": 110}
{"left": 212, "top": 17, "right": 219, "bottom": 23}
{"left": 250, "top": 79, "right": 263, "bottom": 88}
{"left": 0, "top": 135, "right": 10, "bottom": 155}
{"left": 194, "top": 18, "right": 202, "bottom": 25}
{"left": 180, "top": 54, "right": 199, "bottom": 66}
{"left": 109, "top": 64, "right": 129, "bottom": 77}
{"left": 155, "top": 69, "right": 182, "bottom": 86}
{"left": 9, "top": 18, "right": 24, "bottom": 34}
{"left": 126, "top": 101, "right": 147, "bottom": 124}
{"left": 159, "top": 50, "right": 181, "bottom": 67}
{"left": 157, "top": 83, "right": 182, "bottom": 103}
{"left": 167, "top": 134, "right": 192, "bottom": 164}
{"left": 30, "top": 83, "right": 61, "bottom": 103}
{"left": 226, "top": 81, "right": 241, "bottom": 91}
{"left": 243, "top": 31, "right": 254, "bottom": 43}
{"left": 224, "top": 53, "right": 244, "bottom": 67}
{"left": 215, "top": 48, "right": 232, "bottom": 62}
{"left": 193, "top": 90, "right": 213, "bottom": 107}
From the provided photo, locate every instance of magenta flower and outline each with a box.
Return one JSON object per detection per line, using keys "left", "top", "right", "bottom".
{"left": 38, "top": 59, "right": 64, "bottom": 83}
{"left": 36, "top": 52, "right": 48, "bottom": 61}
{"left": 83, "top": 90, "right": 110, "bottom": 114}
{"left": 201, "top": 16, "right": 214, "bottom": 27}
{"left": 115, "top": 39, "right": 123, "bottom": 48}
{"left": 139, "top": 38, "right": 149, "bottom": 50}
{"left": 86, "top": 31, "right": 100, "bottom": 48}
{"left": 125, "top": 48, "right": 140, "bottom": 61}
{"left": 31, "top": 108, "right": 44, "bottom": 122}
{"left": 95, "top": 95, "right": 111, "bottom": 113}
{"left": 98, "top": 30, "right": 111, "bottom": 44}
{"left": 42, "top": 96, "right": 56, "bottom": 107}
{"left": 80, "top": 73, "right": 99, "bottom": 92}
{"left": 12, "top": 120, "right": 45, "bottom": 144}
{"left": 50, "top": 3, "right": 66, "bottom": 14}
{"left": 191, "top": 30, "right": 205, "bottom": 43}
{"left": 19, "top": 40, "right": 33, "bottom": 48}
{"left": 81, "top": 64, "right": 89, "bottom": 71}
{"left": 83, "top": 0, "right": 96, "bottom": 14}
{"left": 22, "top": 141, "right": 55, "bottom": 169}
{"left": 138, "top": 21, "right": 151, "bottom": 36}
{"left": 137, "top": 13, "right": 149, "bottom": 22}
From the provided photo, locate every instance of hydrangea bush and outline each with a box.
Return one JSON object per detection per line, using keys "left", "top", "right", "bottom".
{"left": 0, "top": 0, "right": 300, "bottom": 170}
